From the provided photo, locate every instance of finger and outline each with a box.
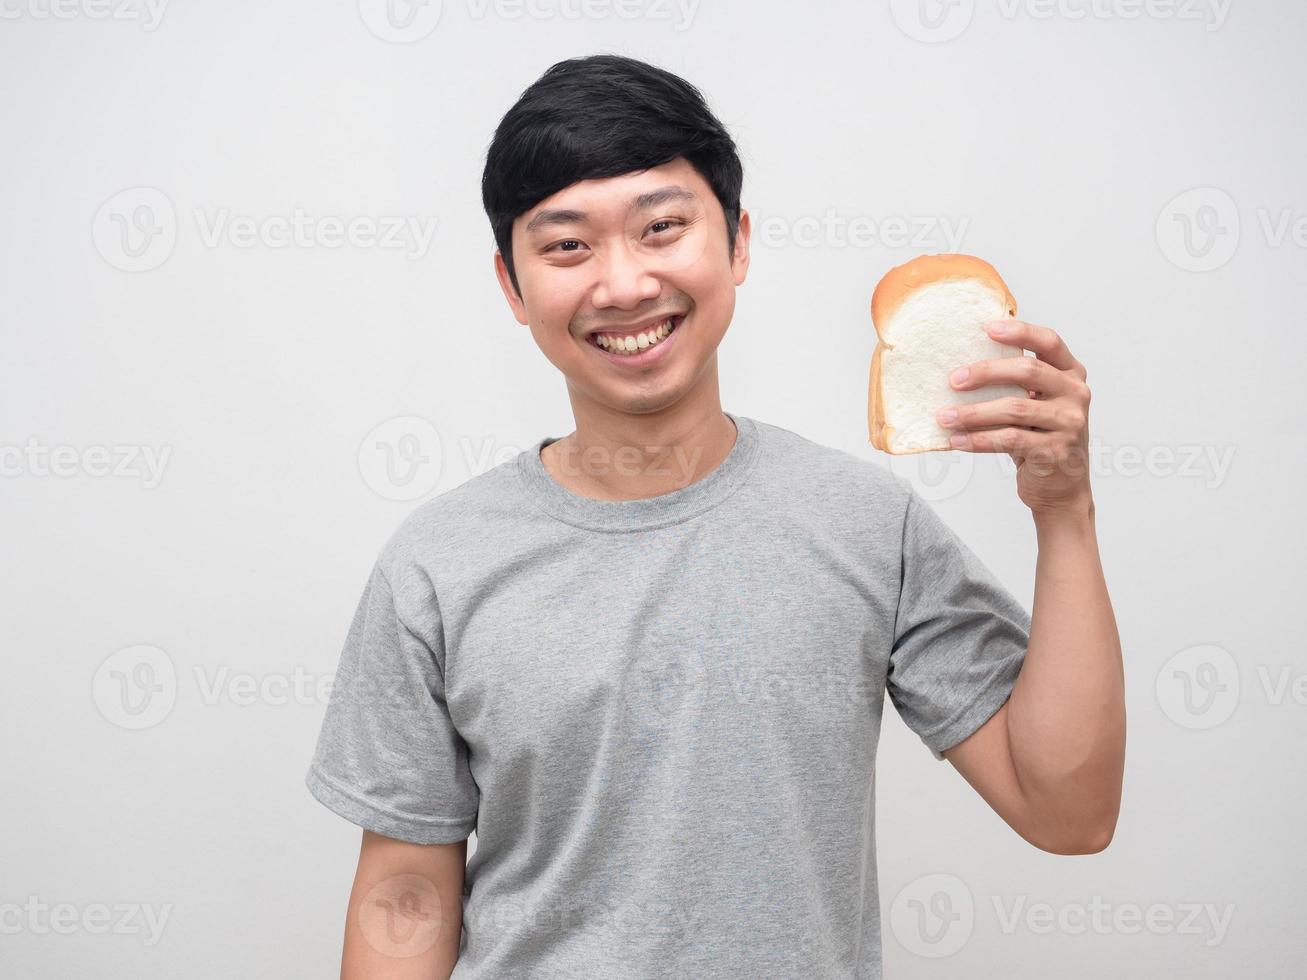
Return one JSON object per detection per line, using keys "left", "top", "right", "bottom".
{"left": 947, "top": 426, "right": 1048, "bottom": 456}
{"left": 951, "top": 353, "right": 1074, "bottom": 398}
{"left": 937, "top": 394, "right": 1058, "bottom": 433}
{"left": 984, "top": 319, "right": 1083, "bottom": 376}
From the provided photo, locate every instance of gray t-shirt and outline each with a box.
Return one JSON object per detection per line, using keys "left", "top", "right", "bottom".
{"left": 306, "top": 411, "right": 1030, "bottom": 979}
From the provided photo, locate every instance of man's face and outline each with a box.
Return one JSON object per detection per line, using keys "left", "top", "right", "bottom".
{"left": 495, "top": 157, "right": 750, "bottom": 417}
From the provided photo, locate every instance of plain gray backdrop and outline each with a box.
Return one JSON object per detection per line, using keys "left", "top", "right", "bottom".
{"left": 2, "top": 0, "right": 1303, "bottom": 976}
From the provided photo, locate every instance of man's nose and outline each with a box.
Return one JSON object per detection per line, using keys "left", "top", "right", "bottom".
{"left": 590, "top": 240, "right": 662, "bottom": 309}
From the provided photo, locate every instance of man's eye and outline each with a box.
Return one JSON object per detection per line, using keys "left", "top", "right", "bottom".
{"left": 546, "top": 240, "right": 585, "bottom": 254}
{"left": 648, "top": 219, "right": 684, "bottom": 236}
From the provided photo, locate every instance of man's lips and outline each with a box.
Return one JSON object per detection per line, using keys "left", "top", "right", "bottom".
{"left": 584, "top": 314, "right": 685, "bottom": 362}
{"left": 582, "top": 312, "right": 686, "bottom": 341}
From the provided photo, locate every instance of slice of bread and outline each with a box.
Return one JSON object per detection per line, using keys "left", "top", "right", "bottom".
{"left": 868, "top": 253, "right": 1028, "bottom": 454}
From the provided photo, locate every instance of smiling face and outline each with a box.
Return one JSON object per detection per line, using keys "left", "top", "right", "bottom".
{"left": 494, "top": 157, "right": 750, "bottom": 419}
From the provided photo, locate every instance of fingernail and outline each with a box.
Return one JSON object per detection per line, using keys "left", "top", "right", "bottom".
{"left": 937, "top": 409, "right": 957, "bottom": 425}
{"left": 990, "top": 322, "right": 1011, "bottom": 335}
{"left": 950, "top": 367, "right": 969, "bottom": 386}
{"left": 950, "top": 434, "right": 968, "bottom": 448}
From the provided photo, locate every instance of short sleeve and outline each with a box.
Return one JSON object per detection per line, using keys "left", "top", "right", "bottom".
{"left": 305, "top": 560, "right": 479, "bottom": 842}
{"left": 886, "top": 488, "right": 1030, "bottom": 761}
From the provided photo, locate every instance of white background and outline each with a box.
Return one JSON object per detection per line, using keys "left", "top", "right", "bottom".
{"left": 2, "top": 0, "right": 1303, "bottom": 976}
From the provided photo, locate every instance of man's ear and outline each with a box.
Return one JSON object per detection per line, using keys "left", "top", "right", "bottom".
{"left": 493, "top": 250, "right": 529, "bottom": 325}
{"left": 731, "top": 208, "right": 751, "bottom": 286}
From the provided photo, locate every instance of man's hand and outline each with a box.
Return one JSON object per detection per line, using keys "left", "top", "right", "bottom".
{"left": 935, "top": 319, "right": 1092, "bottom": 516}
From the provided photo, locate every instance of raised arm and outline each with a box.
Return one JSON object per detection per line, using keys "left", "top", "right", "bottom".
{"left": 933, "top": 318, "right": 1125, "bottom": 855}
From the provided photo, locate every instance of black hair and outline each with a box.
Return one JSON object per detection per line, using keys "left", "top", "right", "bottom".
{"left": 481, "top": 53, "right": 744, "bottom": 296}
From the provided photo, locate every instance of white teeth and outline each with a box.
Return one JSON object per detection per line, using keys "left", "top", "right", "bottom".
{"left": 596, "top": 317, "right": 676, "bottom": 355}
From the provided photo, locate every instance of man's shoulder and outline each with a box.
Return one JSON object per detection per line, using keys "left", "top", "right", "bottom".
{"left": 750, "top": 415, "right": 912, "bottom": 503}
{"left": 374, "top": 451, "right": 526, "bottom": 578}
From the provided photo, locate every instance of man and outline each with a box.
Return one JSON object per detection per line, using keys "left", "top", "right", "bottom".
{"left": 306, "top": 53, "right": 1125, "bottom": 979}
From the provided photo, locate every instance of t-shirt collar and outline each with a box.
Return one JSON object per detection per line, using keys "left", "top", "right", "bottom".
{"left": 515, "top": 411, "right": 761, "bottom": 532}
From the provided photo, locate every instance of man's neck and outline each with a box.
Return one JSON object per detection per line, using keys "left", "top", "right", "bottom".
{"left": 540, "top": 405, "right": 738, "bottom": 502}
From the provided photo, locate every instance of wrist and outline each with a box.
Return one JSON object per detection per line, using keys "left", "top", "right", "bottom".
{"left": 1031, "top": 493, "right": 1096, "bottom": 531}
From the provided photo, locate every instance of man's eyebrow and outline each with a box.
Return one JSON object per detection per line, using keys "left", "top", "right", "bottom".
{"left": 523, "top": 185, "right": 698, "bottom": 235}
{"left": 631, "top": 185, "right": 698, "bottom": 211}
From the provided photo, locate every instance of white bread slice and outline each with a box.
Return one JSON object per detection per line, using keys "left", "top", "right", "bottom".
{"left": 868, "top": 253, "right": 1028, "bottom": 454}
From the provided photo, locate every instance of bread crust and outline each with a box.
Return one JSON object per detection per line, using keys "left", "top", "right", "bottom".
{"left": 871, "top": 253, "right": 1016, "bottom": 329}
{"left": 868, "top": 343, "right": 888, "bottom": 450}
{"left": 868, "top": 253, "right": 1018, "bottom": 453}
